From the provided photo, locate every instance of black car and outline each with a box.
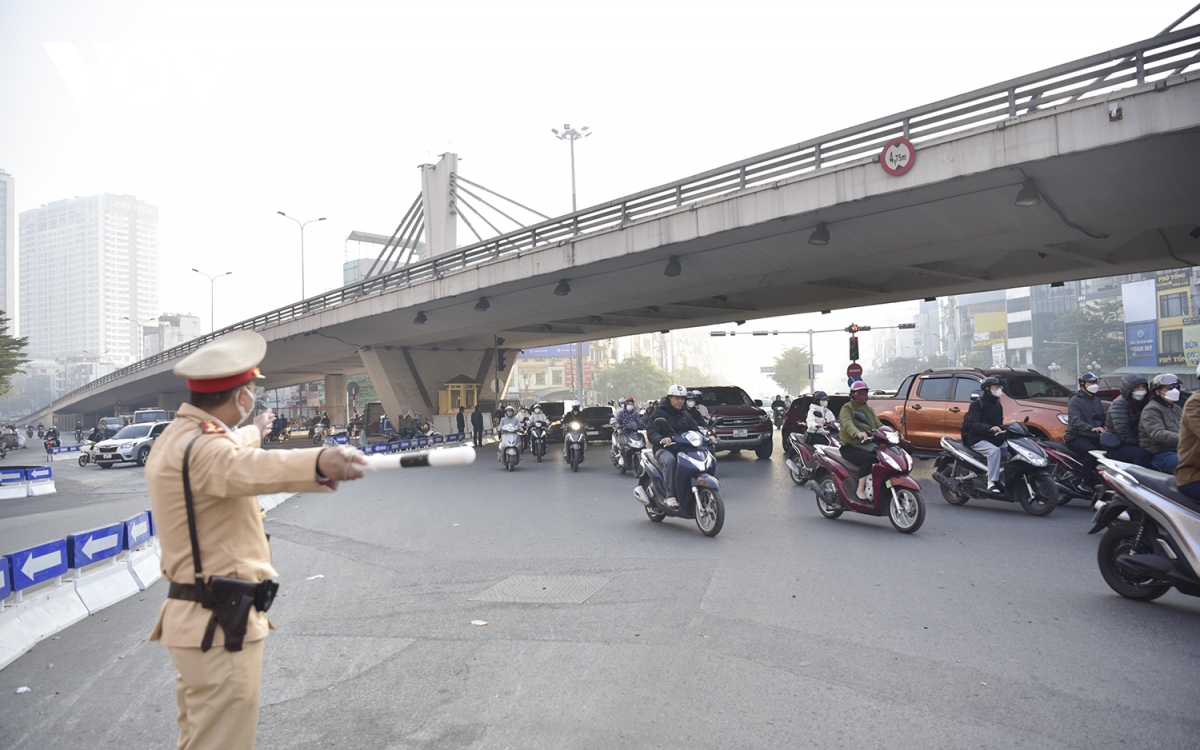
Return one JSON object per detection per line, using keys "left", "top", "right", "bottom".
{"left": 578, "top": 406, "right": 616, "bottom": 443}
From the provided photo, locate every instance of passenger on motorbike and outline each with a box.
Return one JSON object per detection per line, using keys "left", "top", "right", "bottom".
{"left": 1175, "top": 362, "right": 1200, "bottom": 500}
{"left": 962, "top": 376, "right": 1006, "bottom": 494}
{"left": 615, "top": 396, "right": 644, "bottom": 430}
{"left": 529, "top": 404, "right": 551, "bottom": 428}
{"left": 1104, "top": 374, "right": 1155, "bottom": 468}
{"left": 1139, "top": 373, "right": 1183, "bottom": 473}
{"left": 1065, "top": 371, "right": 1108, "bottom": 489}
{"left": 647, "top": 385, "right": 703, "bottom": 510}
{"left": 838, "top": 380, "right": 882, "bottom": 501}
{"left": 806, "top": 391, "right": 836, "bottom": 446}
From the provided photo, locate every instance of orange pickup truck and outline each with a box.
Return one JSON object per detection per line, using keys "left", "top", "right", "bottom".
{"left": 871, "top": 367, "right": 1072, "bottom": 455}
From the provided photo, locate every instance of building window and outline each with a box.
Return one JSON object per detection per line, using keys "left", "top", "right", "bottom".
{"left": 1162, "top": 329, "right": 1184, "bottom": 355}
{"left": 1006, "top": 296, "right": 1031, "bottom": 313}
{"left": 1007, "top": 320, "right": 1032, "bottom": 338}
{"left": 551, "top": 370, "right": 563, "bottom": 386}
{"left": 1160, "top": 292, "right": 1188, "bottom": 319}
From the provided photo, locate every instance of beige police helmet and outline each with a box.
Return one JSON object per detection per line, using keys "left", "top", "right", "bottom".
{"left": 173, "top": 330, "right": 268, "bottom": 393}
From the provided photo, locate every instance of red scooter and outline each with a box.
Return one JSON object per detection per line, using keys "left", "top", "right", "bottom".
{"left": 785, "top": 423, "right": 839, "bottom": 486}
{"left": 809, "top": 415, "right": 926, "bottom": 533}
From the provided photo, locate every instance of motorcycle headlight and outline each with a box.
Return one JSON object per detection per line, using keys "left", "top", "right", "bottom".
{"left": 1057, "top": 413, "right": 1069, "bottom": 425}
{"left": 886, "top": 431, "right": 900, "bottom": 445}
{"left": 1012, "top": 443, "right": 1047, "bottom": 467}
{"left": 570, "top": 422, "right": 582, "bottom": 430}
{"left": 880, "top": 451, "right": 902, "bottom": 471}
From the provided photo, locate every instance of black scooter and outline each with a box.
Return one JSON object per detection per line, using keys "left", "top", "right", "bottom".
{"left": 933, "top": 421, "right": 1059, "bottom": 516}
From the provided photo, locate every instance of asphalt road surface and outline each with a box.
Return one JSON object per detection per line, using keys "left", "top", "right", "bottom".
{"left": 3, "top": 441, "right": 1199, "bottom": 749}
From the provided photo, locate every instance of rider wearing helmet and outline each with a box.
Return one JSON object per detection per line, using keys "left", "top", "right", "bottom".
{"left": 647, "top": 385, "right": 703, "bottom": 510}
{"left": 1104, "top": 374, "right": 1154, "bottom": 468}
{"left": 771, "top": 394, "right": 786, "bottom": 411}
{"left": 806, "top": 391, "right": 836, "bottom": 446}
{"left": 567, "top": 400, "right": 583, "bottom": 422}
{"left": 1140, "top": 373, "right": 1183, "bottom": 473}
{"left": 838, "top": 380, "right": 882, "bottom": 501}
{"left": 685, "top": 390, "right": 708, "bottom": 428}
{"left": 499, "top": 405, "right": 521, "bottom": 432}
{"left": 529, "top": 403, "right": 551, "bottom": 428}
{"left": 615, "top": 396, "right": 644, "bottom": 431}
{"left": 1065, "top": 371, "right": 1109, "bottom": 487}
{"left": 962, "top": 376, "right": 1007, "bottom": 493}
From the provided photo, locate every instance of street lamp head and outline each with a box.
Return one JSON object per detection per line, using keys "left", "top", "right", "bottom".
{"left": 318, "top": 217, "right": 326, "bottom": 221}
{"left": 277, "top": 211, "right": 286, "bottom": 216}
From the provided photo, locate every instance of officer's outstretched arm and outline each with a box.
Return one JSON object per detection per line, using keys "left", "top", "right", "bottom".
{"left": 189, "top": 438, "right": 338, "bottom": 497}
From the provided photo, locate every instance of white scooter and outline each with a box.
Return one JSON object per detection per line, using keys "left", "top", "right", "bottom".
{"left": 498, "top": 422, "right": 522, "bottom": 471}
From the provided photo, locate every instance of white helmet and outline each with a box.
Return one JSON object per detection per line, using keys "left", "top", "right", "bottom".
{"left": 667, "top": 384, "right": 688, "bottom": 397}
{"left": 570, "top": 400, "right": 580, "bottom": 409}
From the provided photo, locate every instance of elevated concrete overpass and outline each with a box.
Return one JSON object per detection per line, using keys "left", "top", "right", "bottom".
{"left": 34, "top": 28, "right": 1200, "bottom": 424}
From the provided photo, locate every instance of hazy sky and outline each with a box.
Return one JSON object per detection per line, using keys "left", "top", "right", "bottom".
{"left": 2, "top": 1, "right": 1195, "bottom": 392}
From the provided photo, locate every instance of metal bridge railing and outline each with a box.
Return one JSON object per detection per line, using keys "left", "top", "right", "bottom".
{"left": 41, "top": 26, "right": 1200, "bottom": 415}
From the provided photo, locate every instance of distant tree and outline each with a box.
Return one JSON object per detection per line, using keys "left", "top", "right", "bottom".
{"left": 0, "top": 312, "right": 29, "bottom": 396}
{"left": 873, "top": 357, "right": 926, "bottom": 390}
{"left": 593, "top": 354, "right": 672, "bottom": 403}
{"left": 348, "top": 374, "right": 379, "bottom": 405}
{"left": 1051, "top": 299, "right": 1125, "bottom": 371}
{"left": 769, "top": 346, "right": 812, "bottom": 396}
{"left": 673, "top": 364, "right": 712, "bottom": 387}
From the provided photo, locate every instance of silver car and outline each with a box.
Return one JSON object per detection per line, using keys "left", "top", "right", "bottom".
{"left": 94, "top": 421, "right": 171, "bottom": 468}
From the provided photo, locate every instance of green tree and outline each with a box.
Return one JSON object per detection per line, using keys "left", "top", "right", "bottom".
{"left": 1051, "top": 299, "right": 1125, "bottom": 371}
{"left": 673, "top": 363, "right": 712, "bottom": 387}
{"left": 593, "top": 354, "right": 672, "bottom": 403}
{"left": 348, "top": 374, "right": 379, "bottom": 404}
{"left": 0, "top": 312, "right": 29, "bottom": 396}
{"left": 769, "top": 346, "right": 811, "bottom": 396}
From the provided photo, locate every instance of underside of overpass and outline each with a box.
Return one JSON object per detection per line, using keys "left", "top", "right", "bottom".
{"left": 37, "top": 68, "right": 1200, "bottom": 424}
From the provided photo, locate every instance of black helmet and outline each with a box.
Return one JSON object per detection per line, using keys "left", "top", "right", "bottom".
{"left": 813, "top": 391, "right": 828, "bottom": 401}
{"left": 980, "top": 376, "right": 1001, "bottom": 388}
{"left": 1079, "top": 371, "right": 1099, "bottom": 385}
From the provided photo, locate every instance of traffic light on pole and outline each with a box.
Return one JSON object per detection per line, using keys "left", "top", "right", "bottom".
{"left": 849, "top": 336, "right": 859, "bottom": 361}
{"left": 497, "top": 349, "right": 508, "bottom": 370}
{"left": 897, "top": 323, "right": 916, "bottom": 330}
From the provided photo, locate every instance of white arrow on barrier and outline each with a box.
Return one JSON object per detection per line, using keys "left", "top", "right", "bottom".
{"left": 131, "top": 520, "right": 149, "bottom": 540}
{"left": 21, "top": 549, "right": 62, "bottom": 579}
{"left": 82, "top": 533, "right": 119, "bottom": 558}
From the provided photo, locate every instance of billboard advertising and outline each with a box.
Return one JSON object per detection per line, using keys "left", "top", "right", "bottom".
{"left": 971, "top": 309, "right": 1007, "bottom": 349}
{"left": 1125, "top": 321, "right": 1158, "bottom": 367}
{"left": 1122, "top": 279, "right": 1157, "bottom": 323}
{"left": 1156, "top": 268, "right": 1192, "bottom": 290}
{"left": 1183, "top": 317, "right": 1200, "bottom": 366}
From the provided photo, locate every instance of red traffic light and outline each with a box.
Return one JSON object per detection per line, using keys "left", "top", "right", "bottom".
{"left": 846, "top": 323, "right": 859, "bottom": 334}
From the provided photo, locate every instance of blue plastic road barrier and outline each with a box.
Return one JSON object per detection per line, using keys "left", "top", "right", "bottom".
{"left": 9, "top": 539, "right": 69, "bottom": 591}
{"left": 0, "top": 556, "right": 10, "bottom": 599}
{"left": 123, "top": 511, "right": 152, "bottom": 549}
{"left": 399, "top": 440, "right": 413, "bottom": 451}
{"left": 433, "top": 435, "right": 445, "bottom": 445}
{"left": 0, "top": 468, "right": 24, "bottom": 485}
{"left": 146, "top": 508, "right": 156, "bottom": 536}
{"left": 66, "top": 522, "right": 126, "bottom": 568}
{"left": 25, "top": 466, "right": 52, "bottom": 482}
{"left": 49, "top": 445, "right": 81, "bottom": 454}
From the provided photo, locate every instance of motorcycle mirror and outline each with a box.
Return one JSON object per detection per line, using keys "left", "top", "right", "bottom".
{"left": 970, "top": 392, "right": 981, "bottom": 401}
{"left": 654, "top": 418, "right": 669, "bottom": 430}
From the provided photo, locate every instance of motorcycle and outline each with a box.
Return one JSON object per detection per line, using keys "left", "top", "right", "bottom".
{"left": 611, "top": 423, "right": 646, "bottom": 475}
{"left": 528, "top": 422, "right": 548, "bottom": 462}
{"left": 498, "top": 422, "right": 522, "bottom": 471}
{"left": 1036, "top": 437, "right": 1102, "bottom": 506}
{"left": 37, "top": 425, "right": 45, "bottom": 439}
{"left": 311, "top": 424, "right": 328, "bottom": 445}
{"left": 785, "top": 423, "right": 839, "bottom": 486}
{"left": 1089, "top": 453, "right": 1200, "bottom": 603}
{"left": 633, "top": 420, "right": 724, "bottom": 536}
{"left": 932, "top": 421, "right": 1058, "bottom": 516}
{"left": 43, "top": 436, "right": 60, "bottom": 456}
{"left": 75, "top": 427, "right": 84, "bottom": 443}
{"left": 563, "top": 418, "right": 586, "bottom": 472}
{"left": 78, "top": 440, "right": 97, "bottom": 466}
{"left": 809, "top": 414, "right": 925, "bottom": 533}
{"left": 26, "top": 425, "right": 33, "bottom": 439}
{"left": 772, "top": 405, "right": 786, "bottom": 428}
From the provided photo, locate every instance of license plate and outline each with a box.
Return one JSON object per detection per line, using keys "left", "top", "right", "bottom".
{"left": 733, "top": 429, "right": 748, "bottom": 438}
{"left": 587, "top": 430, "right": 599, "bottom": 436}
{"left": 102, "top": 454, "right": 113, "bottom": 459}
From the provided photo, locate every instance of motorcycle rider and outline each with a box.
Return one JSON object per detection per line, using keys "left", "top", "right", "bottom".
{"left": 962, "top": 376, "right": 1007, "bottom": 494}
{"left": 498, "top": 406, "right": 521, "bottom": 451}
{"left": 838, "top": 380, "right": 883, "bottom": 501}
{"left": 771, "top": 395, "right": 785, "bottom": 411}
{"left": 1174, "top": 361, "right": 1200, "bottom": 500}
{"left": 44, "top": 423, "right": 61, "bottom": 447}
{"left": 1065, "top": 371, "right": 1108, "bottom": 490}
{"left": 647, "top": 385, "right": 702, "bottom": 510}
{"left": 1104, "top": 374, "right": 1155, "bottom": 468}
{"left": 806, "top": 391, "right": 836, "bottom": 446}
{"left": 685, "top": 390, "right": 708, "bottom": 429}
{"left": 1139, "top": 373, "right": 1183, "bottom": 473}
{"left": 615, "top": 396, "right": 644, "bottom": 431}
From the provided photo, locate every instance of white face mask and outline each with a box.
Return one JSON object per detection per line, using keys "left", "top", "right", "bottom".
{"left": 1085, "top": 384, "right": 1100, "bottom": 394}
{"left": 1131, "top": 389, "right": 1147, "bottom": 401}
{"left": 1165, "top": 389, "right": 1181, "bottom": 403}
{"left": 990, "top": 388, "right": 1003, "bottom": 398}
{"left": 234, "top": 385, "right": 255, "bottom": 427}
{"left": 625, "top": 404, "right": 633, "bottom": 412}
{"left": 686, "top": 400, "right": 696, "bottom": 408}
{"left": 820, "top": 400, "right": 828, "bottom": 408}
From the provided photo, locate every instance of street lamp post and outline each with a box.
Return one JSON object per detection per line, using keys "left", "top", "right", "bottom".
{"left": 277, "top": 212, "right": 326, "bottom": 300}
{"left": 1043, "top": 341, "right": 1081, "bottom": 384}
{"left": 123, "top": 316, "right": 158, "bottom": 362}
{"left": 551, "top": 123, "right": 591, "bottom": 213}
{"left": 192, "top": 268, "right": 233, "bottom": 334}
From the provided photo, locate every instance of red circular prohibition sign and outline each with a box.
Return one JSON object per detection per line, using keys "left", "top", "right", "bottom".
{"left": 880, "top": 137, "right": 916, "bottom": 176}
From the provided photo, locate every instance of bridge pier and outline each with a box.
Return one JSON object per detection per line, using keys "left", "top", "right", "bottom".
{"left": 158, "top": 392, "right": 182, "bottom": 413}
{"left": 324, "top": 374, "right": 348, "bottom": 427}
{"left": 359, "top": 346, "right": 513, "bottom": 422}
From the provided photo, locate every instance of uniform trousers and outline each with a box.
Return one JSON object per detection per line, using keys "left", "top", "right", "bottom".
{"left": 170, "top": 639, "right": 265, "bottom": 750}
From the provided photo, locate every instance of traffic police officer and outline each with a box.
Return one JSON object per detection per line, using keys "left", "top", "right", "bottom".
{"left": 147, "top": 331, "right": 367, "bottom": 749}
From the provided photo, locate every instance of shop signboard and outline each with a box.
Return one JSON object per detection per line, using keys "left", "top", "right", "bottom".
{"left": 1126, "top": 321, "right": 1158, "bottom": 367}
{"left": 1156, "top": 268, "right": 1192, "bottom": 290}
{"left": 1183, "top": 317, "right": 1200, "bottom": 366}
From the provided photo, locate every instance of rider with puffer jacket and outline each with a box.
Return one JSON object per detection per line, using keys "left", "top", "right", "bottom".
{"left": 647, "top": 385, "right": 703, "bottom": 510}
{"left": 1104, "top": 374, "right": 1154, "bottom": 468}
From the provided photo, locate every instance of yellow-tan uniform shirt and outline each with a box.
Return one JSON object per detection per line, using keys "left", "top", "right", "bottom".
{"left": 147, "top": 403, "right": 332, "bottom": 648}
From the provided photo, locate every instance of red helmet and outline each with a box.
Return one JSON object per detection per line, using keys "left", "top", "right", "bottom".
{"left": 621, "top": 396, "right": 635, "bottom": 405}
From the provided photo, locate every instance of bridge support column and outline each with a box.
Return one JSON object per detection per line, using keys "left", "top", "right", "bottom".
{"left": 158, "top": 392, "right": 182, "bottom": 412}
{"left": 324, "top": 374, "right": 348, "bottom": 427}
{"left": 420, "top": 152, "right": 457, "bottom": 257}
{"left": 359, "top": 346, "right": 514, "bottom": 421}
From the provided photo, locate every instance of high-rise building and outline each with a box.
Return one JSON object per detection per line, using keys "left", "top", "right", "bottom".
{"left": 0, "top": 169, "right": 14, "bottom": 331}
{"left": 19, "top": 194, "right": 158, "bottom": 364}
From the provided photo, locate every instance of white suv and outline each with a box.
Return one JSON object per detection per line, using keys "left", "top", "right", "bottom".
{"left": 94, "top": 421, "right": 171, "bottom": 468}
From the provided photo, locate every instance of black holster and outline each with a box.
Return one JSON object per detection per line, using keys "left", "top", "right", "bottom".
{"left": 200, "top": 576, "right": 258, "bottom": 653}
